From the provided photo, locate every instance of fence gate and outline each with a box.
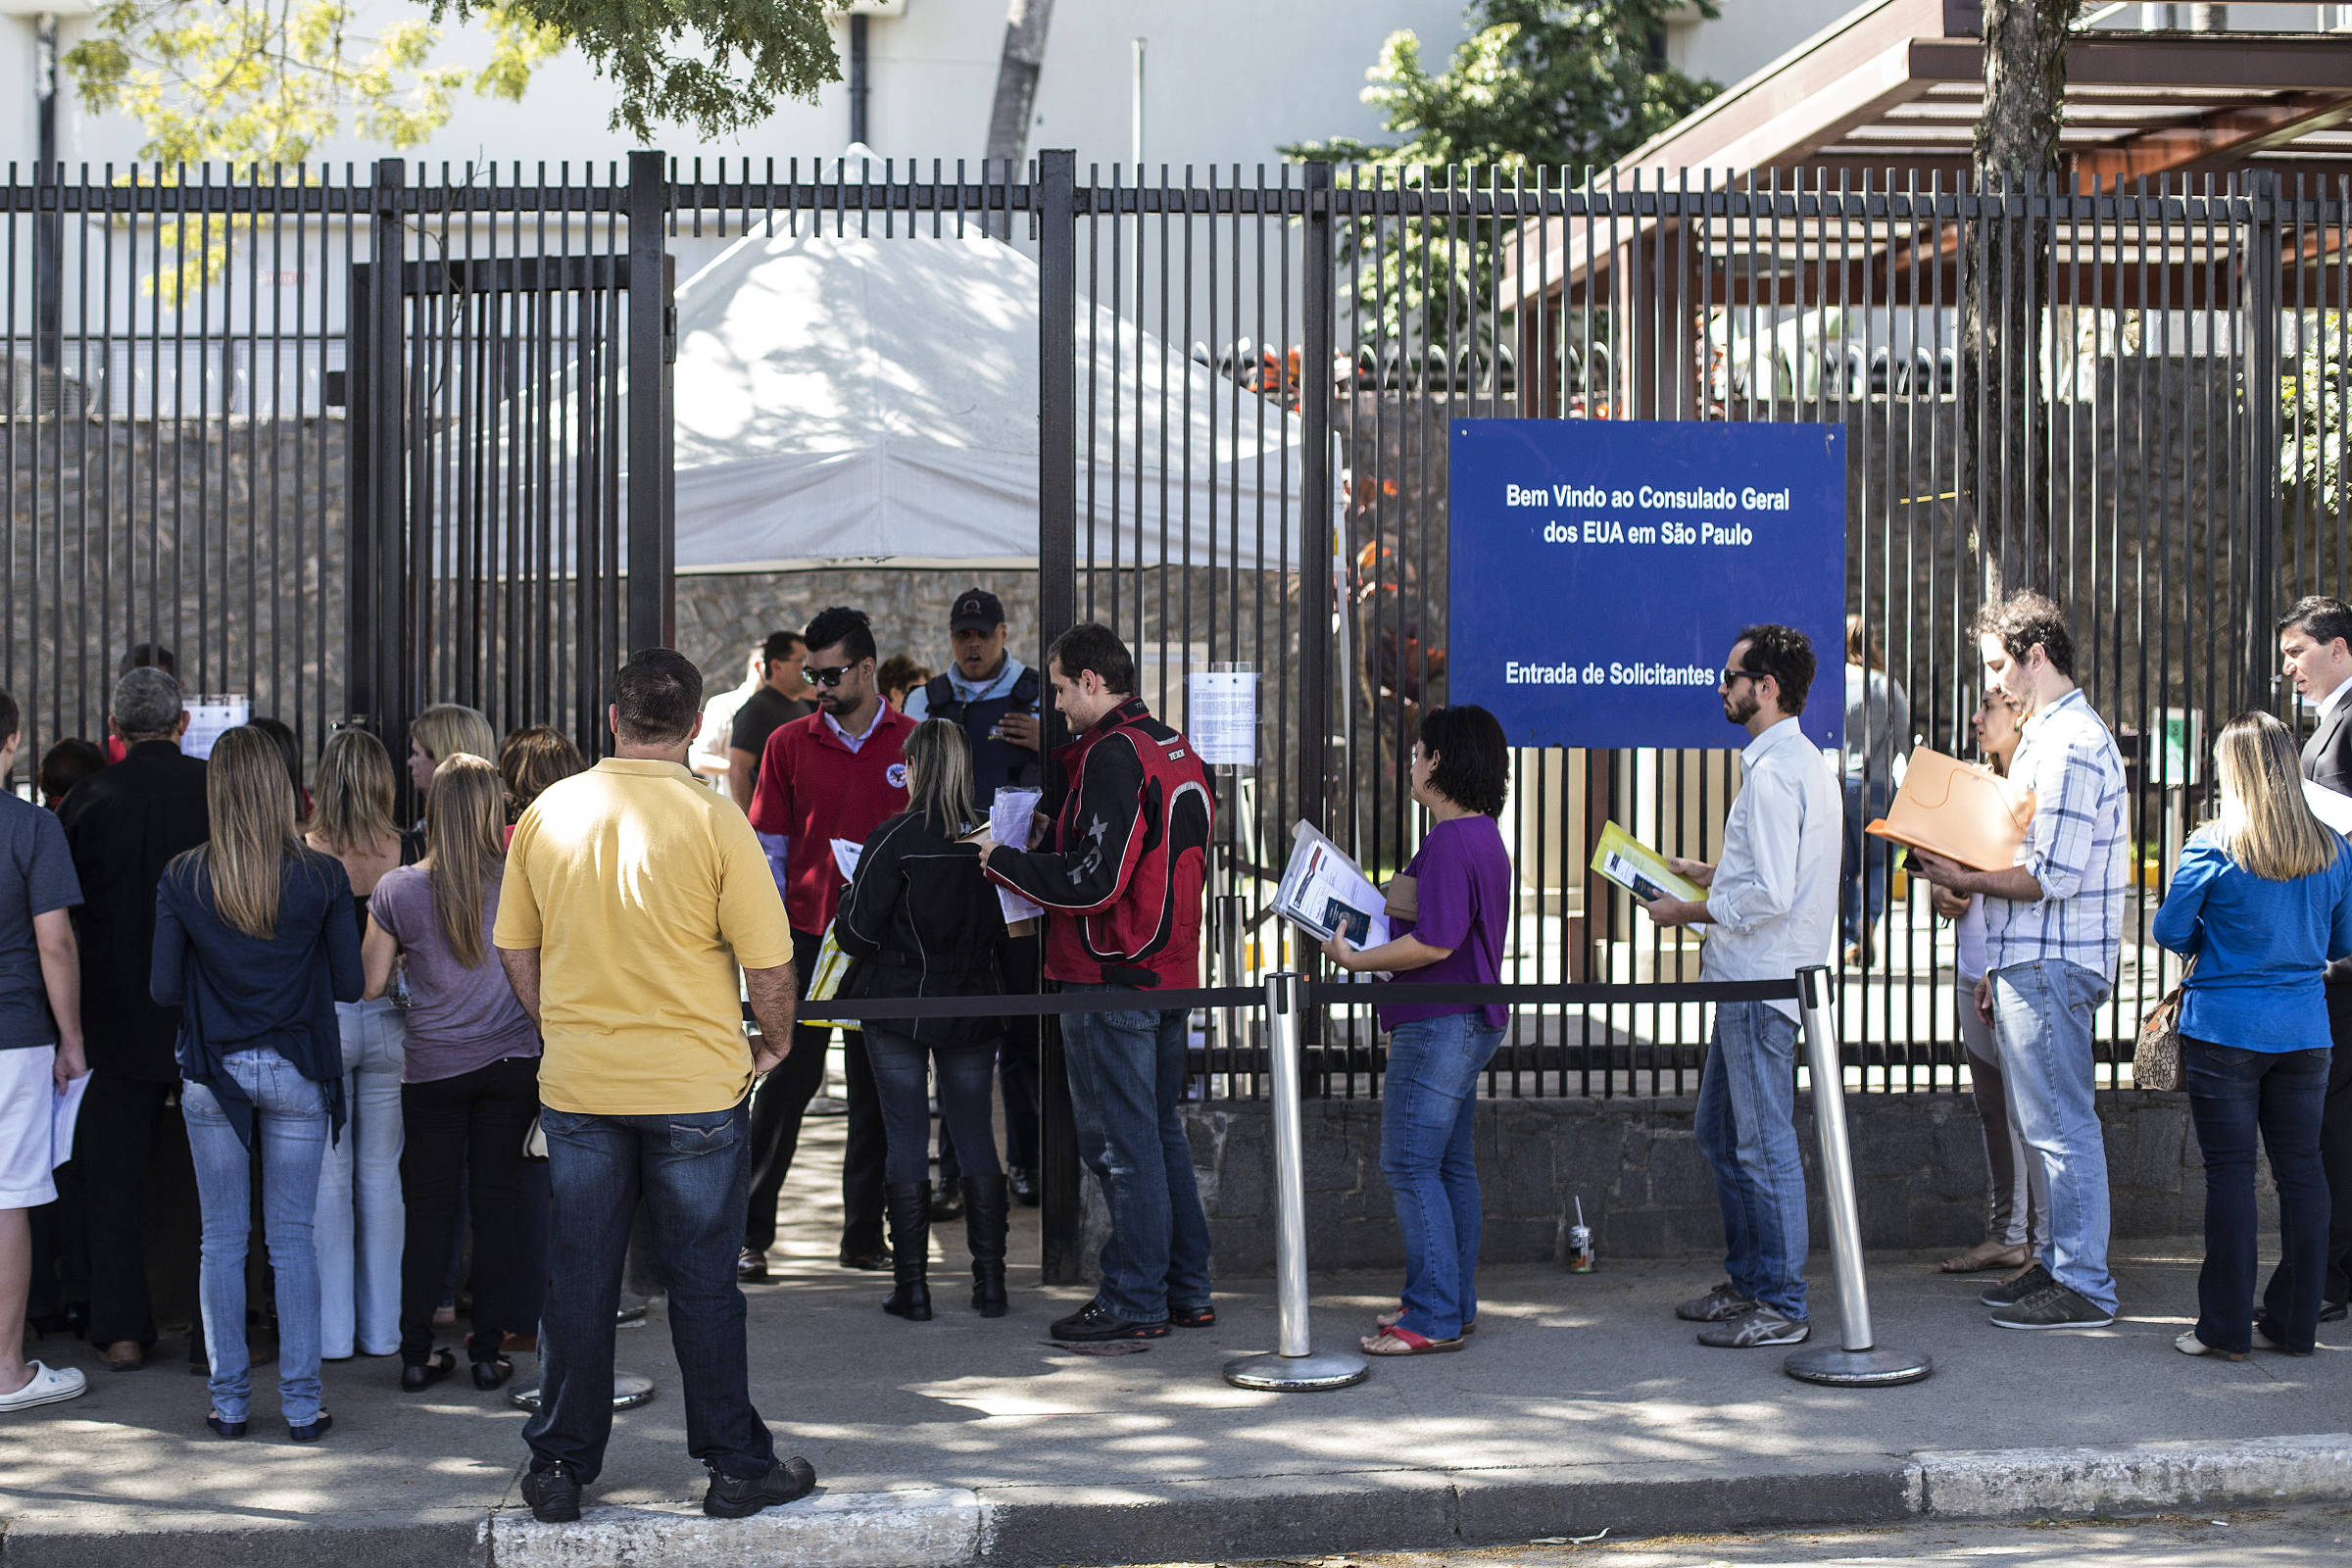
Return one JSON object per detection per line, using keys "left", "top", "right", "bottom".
{"left": 346, "top": 154, "right": 674, "bottom": 794}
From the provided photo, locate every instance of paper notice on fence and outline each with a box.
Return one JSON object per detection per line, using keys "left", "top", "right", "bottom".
{"left": 989, "top": 788, "right": 1046, "bottom": 926}
{"left": 180, "top": 695, "right": 251, "bottom": 760}
{"left": 1275, "top": 820, "right": 1390, "bottom": 949}
{"left": 2306, "top": 779, "right": 2352, "bottom": 837}
{"left": 1589, "top": 820, "right": 1706, "bottom": 906}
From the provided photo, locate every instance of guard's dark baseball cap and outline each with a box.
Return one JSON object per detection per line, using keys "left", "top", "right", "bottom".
{"left": 950, "top": 588, "right": 1004, "bottom": 632}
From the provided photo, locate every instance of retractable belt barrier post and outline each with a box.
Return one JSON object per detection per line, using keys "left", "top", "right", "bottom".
{"left": 1782, "top": 963, "right": 1934, "bottom": 1388}
{"left": 1221, "top": 972, "right": 1371, "bottom": 1392}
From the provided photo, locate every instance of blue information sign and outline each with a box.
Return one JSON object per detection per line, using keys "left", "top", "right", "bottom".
{"left": 1448, "top": 419, "right": 1846, "bottom": 752}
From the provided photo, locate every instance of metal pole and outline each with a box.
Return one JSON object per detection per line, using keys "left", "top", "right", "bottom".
{"left": 624, "top": 150, "right": 673, "bottom": 654}
{"left": 1783, "top": 964, "right": 1933, "bottom": 1387}
{"left": 1216, "top": 892, "right": 1245, "bottom": 1059}
{"left": 1224, "top": 972, "right": 1368, "bottom": 1391}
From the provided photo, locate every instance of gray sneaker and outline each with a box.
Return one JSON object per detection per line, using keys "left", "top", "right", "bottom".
{"left": 1697, "top": 1306, "right": 1811, "bottom": 1348}
{"left": 1675, "top": 1282, "right": 1758, "bottom": 1322}
{"left": 1977, "top": 1262, "right": 2053, "bottom": 1308}
{"left": 1988, "top": 1282, "right": 2114, "bottom": 1330}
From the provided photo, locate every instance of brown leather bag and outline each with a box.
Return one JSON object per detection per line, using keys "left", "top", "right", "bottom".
{"left": 1866, "top": 748, "right": 2036, "bottom": 873}
{"left": 2134, "top": 961, "right": 2193, "bottom": 1093}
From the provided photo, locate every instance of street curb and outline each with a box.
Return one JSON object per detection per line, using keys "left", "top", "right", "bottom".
{"left": 8, "top": 1437, "right": 2352, "bottom": 1565}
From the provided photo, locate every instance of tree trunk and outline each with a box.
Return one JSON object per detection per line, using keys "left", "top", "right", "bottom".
{"left": 985, "top": 0, "right": 1055, "bottom": 172}
{"left": 1961, "top": 0, "right": 2076, "bottom": 596}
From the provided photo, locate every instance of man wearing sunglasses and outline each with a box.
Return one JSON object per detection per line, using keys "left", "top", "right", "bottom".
{"left": 743, "top": 607, "right": 912, "bottom": 1280}
{"left": 1640, "top": 624, "right": 1840, "bottom": 1350}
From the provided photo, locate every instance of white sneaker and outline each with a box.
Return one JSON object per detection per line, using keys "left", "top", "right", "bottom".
{"left": 0, "top": 1361, "right": 88, "bottom": 1412}
{"left": 2174, "top": 1329, "right": 2245, "bottom": 1361}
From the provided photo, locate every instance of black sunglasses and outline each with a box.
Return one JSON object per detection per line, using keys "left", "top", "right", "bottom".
{"left": 806, "top": 662, "right": 860, "bottom": 688}
{"left": 1719, "top": 666, "right": 1772, "bottom": 687}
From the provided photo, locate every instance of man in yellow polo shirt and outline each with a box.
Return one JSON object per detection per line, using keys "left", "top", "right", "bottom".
{"left": 494, "top": 649, "right": 809, "bottom": 1525}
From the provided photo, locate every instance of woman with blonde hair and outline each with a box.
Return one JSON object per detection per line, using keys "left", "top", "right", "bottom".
{"left": 407, "top": 704, "right": 498, "bottom": 802}
{"left": 154, "top": 725, "right": 362, "bottom": 1441}
{"left": 304, "top": 727, "right": 411, "bottom": 1359}
{"left": 363, "top": 754, "right": 542, "bottom": 1392}
{"left": 834, "top": 719, "right": 1008, "bottom": 1321}
{"left": 2156, "top": 710, "right": 2352, "bottom": 1360}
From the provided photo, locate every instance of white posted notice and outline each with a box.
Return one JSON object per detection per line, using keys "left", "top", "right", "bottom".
{"left": 180, "top": 695, "right": 252, "bottom": 760}
{"left": 1186, "top": 671, "right": 1258, "bottom": 766}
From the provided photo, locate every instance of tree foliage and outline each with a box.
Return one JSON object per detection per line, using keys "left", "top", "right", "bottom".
{"left": 1284, "top": 0, "right": 1718, "bottom": 343}
{"left": 65, "top": 0, "right": 839, "bottom": 171}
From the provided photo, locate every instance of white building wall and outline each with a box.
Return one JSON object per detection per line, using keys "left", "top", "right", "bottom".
{"left": 1, "top": 0, "right": 1472, "bottom": 172}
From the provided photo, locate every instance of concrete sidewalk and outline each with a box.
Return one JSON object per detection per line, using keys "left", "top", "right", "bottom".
{"left": 5, "top": 1115, "right": 2351, "bottom": 1566}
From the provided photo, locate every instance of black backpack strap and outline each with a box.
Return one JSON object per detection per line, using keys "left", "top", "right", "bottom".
{"left": 923, "top": 672, "right": 959, "bottom": 719}
{"left": 1010, "top": 666, "right": 1043, "bottom": 708}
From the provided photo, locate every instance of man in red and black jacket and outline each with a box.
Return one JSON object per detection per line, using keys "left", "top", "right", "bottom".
{"left": 978, "top": 623, "right": 1215, "bottom": 1341}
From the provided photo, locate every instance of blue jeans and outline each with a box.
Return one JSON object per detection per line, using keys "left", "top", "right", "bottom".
{"left": 1059, "top": 987, "right": 1212, "bottom": 1322}
{"left": 182, "top": 1050, "right": 330, "bottom": 1427}
{"left": 1840, "top": 776, "right": 1890, "bottom": 948}
{"left": 1988, "top": 958, "right": 2117, "bottom": 1312}
{"left": 525, "top": 1102, "right": 773, "bottom": 1484}
{"left": 1381, "top": 1013, "right": 1504, "bottom": 1341}
{"left": 317, "top": 998, "right": 405, "bottom": 1357}
{"left": 866, "top": 1029, "right": 1001, "bottom": 1186}
{"left": 1694, "top": 1002, "right": 1808, "bottom": 1320}
{"left": 2183, "top": 1037, "right": 2331, "bottom": 1354}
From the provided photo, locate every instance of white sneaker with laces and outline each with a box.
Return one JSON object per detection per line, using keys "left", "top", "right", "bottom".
{"left": 0, "top": 1360, "right": 88, "bottom": 1412}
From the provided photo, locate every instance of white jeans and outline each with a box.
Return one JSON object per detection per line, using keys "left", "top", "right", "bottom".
{"left": 316, "top": 999, "right": 406, "bottom": 1357}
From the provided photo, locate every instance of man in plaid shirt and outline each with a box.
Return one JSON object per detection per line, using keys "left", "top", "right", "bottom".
{"left": 1913, "top": 592, "right": 2129, "bottom": 1331}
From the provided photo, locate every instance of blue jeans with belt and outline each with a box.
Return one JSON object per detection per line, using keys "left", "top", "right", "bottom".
{"left": 1059, "top": 987, "right": 1212, "bottom": 1324}
{"left": 1381, "top": 1012, "right": 1505, "bottom": 1342}
{"left": 182, "top": 1049, "right": 330, "bottom": 1427}
{"left": 2183, "top": 1037, "right": 2331, "bottom": 1354}
{"left": 525, "top": 1102, "right": 774, "bottom": 1485}
{"left": 1694, "top": 1001, "right": 1809, "bottom": 1321}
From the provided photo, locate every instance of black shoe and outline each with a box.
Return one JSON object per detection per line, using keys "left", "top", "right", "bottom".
{"left": 1051, "top": 1299, "right": 1169, "bottom": 1342}
{"left": 703, "top": 1455, "right": 817, "bottom": 1519}
{"left": 838, "top": 1248, "right": 892, "bottom": 1271}
{"left": 929, "top": 1178, "right": 967, "bottom": 1223}
{"left": 287, "top": 1412, "right": 333, "bottom": 1443}
{"left": 472, "top": 1356, "right": 514, "bottom": 1391}
{"left": 883, "top": 1181, "right": 934, "bottom": 1321}
{"left": 401, "top": 1349, "right": 455, "bottom": 1393}
{"left": 1170, "top": 1302, "right": 1216, "bottom": 1328}
{"left": 1007, "top": 1166, "right": 1040, "bottom": 1207}
{"left": 737, "top": 1248, "right": 770, "bottom": 1283}
{"left": 522, "top": 1461, "right": 584, "bottom": 1523}
{"left": 1979, "top": 1262, "right": 2055, "bottom": 1307}
{"left": 1989, "top": 1282, "right": 2115, "bottom": 1330}
{"left": 2322, "top": 1299, "right": 2348, "bottom": 1324}
{"left": 964, "top": 1174, "right": 1009, "bottom": 1318}
{"left": 206, "top": 1412, "right": 247, "bottom": 1440}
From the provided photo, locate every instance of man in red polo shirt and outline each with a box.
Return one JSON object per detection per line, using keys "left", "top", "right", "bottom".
{"left": 742, "top": 607, "right": 913, "bottom": 1279}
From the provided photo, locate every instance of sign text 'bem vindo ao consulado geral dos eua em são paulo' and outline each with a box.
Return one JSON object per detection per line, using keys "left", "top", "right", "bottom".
{"left": 1447, "top": 419, "right": 1846, "bottom": 753}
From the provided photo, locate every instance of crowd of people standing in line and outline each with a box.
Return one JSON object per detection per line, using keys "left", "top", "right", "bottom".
{"left": 6, "top": 580, "right": 2352, "bottom": 1516}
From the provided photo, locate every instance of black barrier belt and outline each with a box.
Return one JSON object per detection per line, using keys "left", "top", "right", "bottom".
{"left": 797, "top": 977, "right": 1798, "bottom": 1023}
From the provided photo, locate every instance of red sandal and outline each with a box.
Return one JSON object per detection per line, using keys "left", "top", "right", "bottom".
{"left": 1360, "top": 1325, "right": 1464, "bottom": 1355}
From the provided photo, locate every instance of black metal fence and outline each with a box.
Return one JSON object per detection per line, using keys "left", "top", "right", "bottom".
{"left": 6, "top": 160, "right": 2347, "bottom": 1103}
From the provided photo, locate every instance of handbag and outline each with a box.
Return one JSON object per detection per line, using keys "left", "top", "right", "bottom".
{"left": 2133, "top": 959, "right": 2194, "bottom": 1092}
{"left": 520, "top": 1111, "right": 548, "bottom": 1161}
{"left": 1866, "top": 748, "right": 2036, "bottom": 872}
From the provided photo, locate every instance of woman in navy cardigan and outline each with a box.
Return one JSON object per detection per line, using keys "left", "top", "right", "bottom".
{"left": 153, "top": 726, "right": 363, "bottom": 1441}
{"left": 2154, "top": 711, "right": 2352, "bottom": 1361}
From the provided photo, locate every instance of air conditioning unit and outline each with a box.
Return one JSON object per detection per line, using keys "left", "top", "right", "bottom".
{"left": 3, "top": 353, "right": 97, "bottom": 418}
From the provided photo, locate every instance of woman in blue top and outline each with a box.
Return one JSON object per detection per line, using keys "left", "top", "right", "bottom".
{"left": 1324, "top": 705, "right": 1513, "bottom": 1355}
{"left": 2153, "top": 710, "right": 2352, "bottom": 1360}
{"left": 153, "top": 726, "right": 363, "bottom": 1441}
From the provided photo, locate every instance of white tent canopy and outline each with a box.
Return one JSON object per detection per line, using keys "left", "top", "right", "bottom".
{"left": 670, "top": 225, "right": 1309, "bottom": 573}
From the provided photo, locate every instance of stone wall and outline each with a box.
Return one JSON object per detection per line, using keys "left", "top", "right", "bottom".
{"left": 1076, "top": 1091, "right": 2220, "bottom": 1279}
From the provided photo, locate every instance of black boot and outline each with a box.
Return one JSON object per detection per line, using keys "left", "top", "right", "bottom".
{"left": 964, "top": 1173, "right": 1009, "bottom": 1318}
{"left": 882, "top": 1182, "right": 933, "bottom": 1321}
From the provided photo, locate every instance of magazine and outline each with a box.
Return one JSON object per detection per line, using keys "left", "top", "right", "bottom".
{"left": 1588, "top": 819, "right": 1705, "bottom": 906}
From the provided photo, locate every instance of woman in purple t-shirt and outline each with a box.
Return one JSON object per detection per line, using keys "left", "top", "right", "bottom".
{"left": 361, "top": 755, "right": 542, "bottom": 1394}
{"left": 1324, "top": 705, "right": 1512, "bottom": 1354}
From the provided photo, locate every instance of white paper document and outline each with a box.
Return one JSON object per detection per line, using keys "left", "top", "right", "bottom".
{"left": 830, "top": 838, "right": 863, "bottom": 881}
{"left": 1275, "top": 820, "right": 1390, "bottom": 950}
{"left": 1186, "top": 671, "right": 1259, "bottom": 766}
{"left": 989, "top": 788, "right": 1046, "bottom": 925}
{"left": 2307, "top": 779, "right": 2352, "bottom": 836}
{"left": 180, "top": 695, "right": 251, "bottom": 760}
{"left": 52, "top": 1071, "right": 89, "bottom": 1170}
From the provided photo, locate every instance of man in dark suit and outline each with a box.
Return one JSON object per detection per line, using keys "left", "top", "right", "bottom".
{"left": 57, "top": 667, "right": 210, "bottom": 1370}
{"left": 2280, "top": 595, "right": 2352, "bottom": 1323}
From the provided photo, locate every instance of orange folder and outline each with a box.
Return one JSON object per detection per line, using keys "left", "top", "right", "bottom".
{"left": 1865, "top": 748, "right": 2035, "bottom": 873}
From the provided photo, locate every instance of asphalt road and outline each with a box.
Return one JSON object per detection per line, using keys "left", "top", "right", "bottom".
{"left": 1161, "top": 1508, "right": 2352, "bottom": 1567}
